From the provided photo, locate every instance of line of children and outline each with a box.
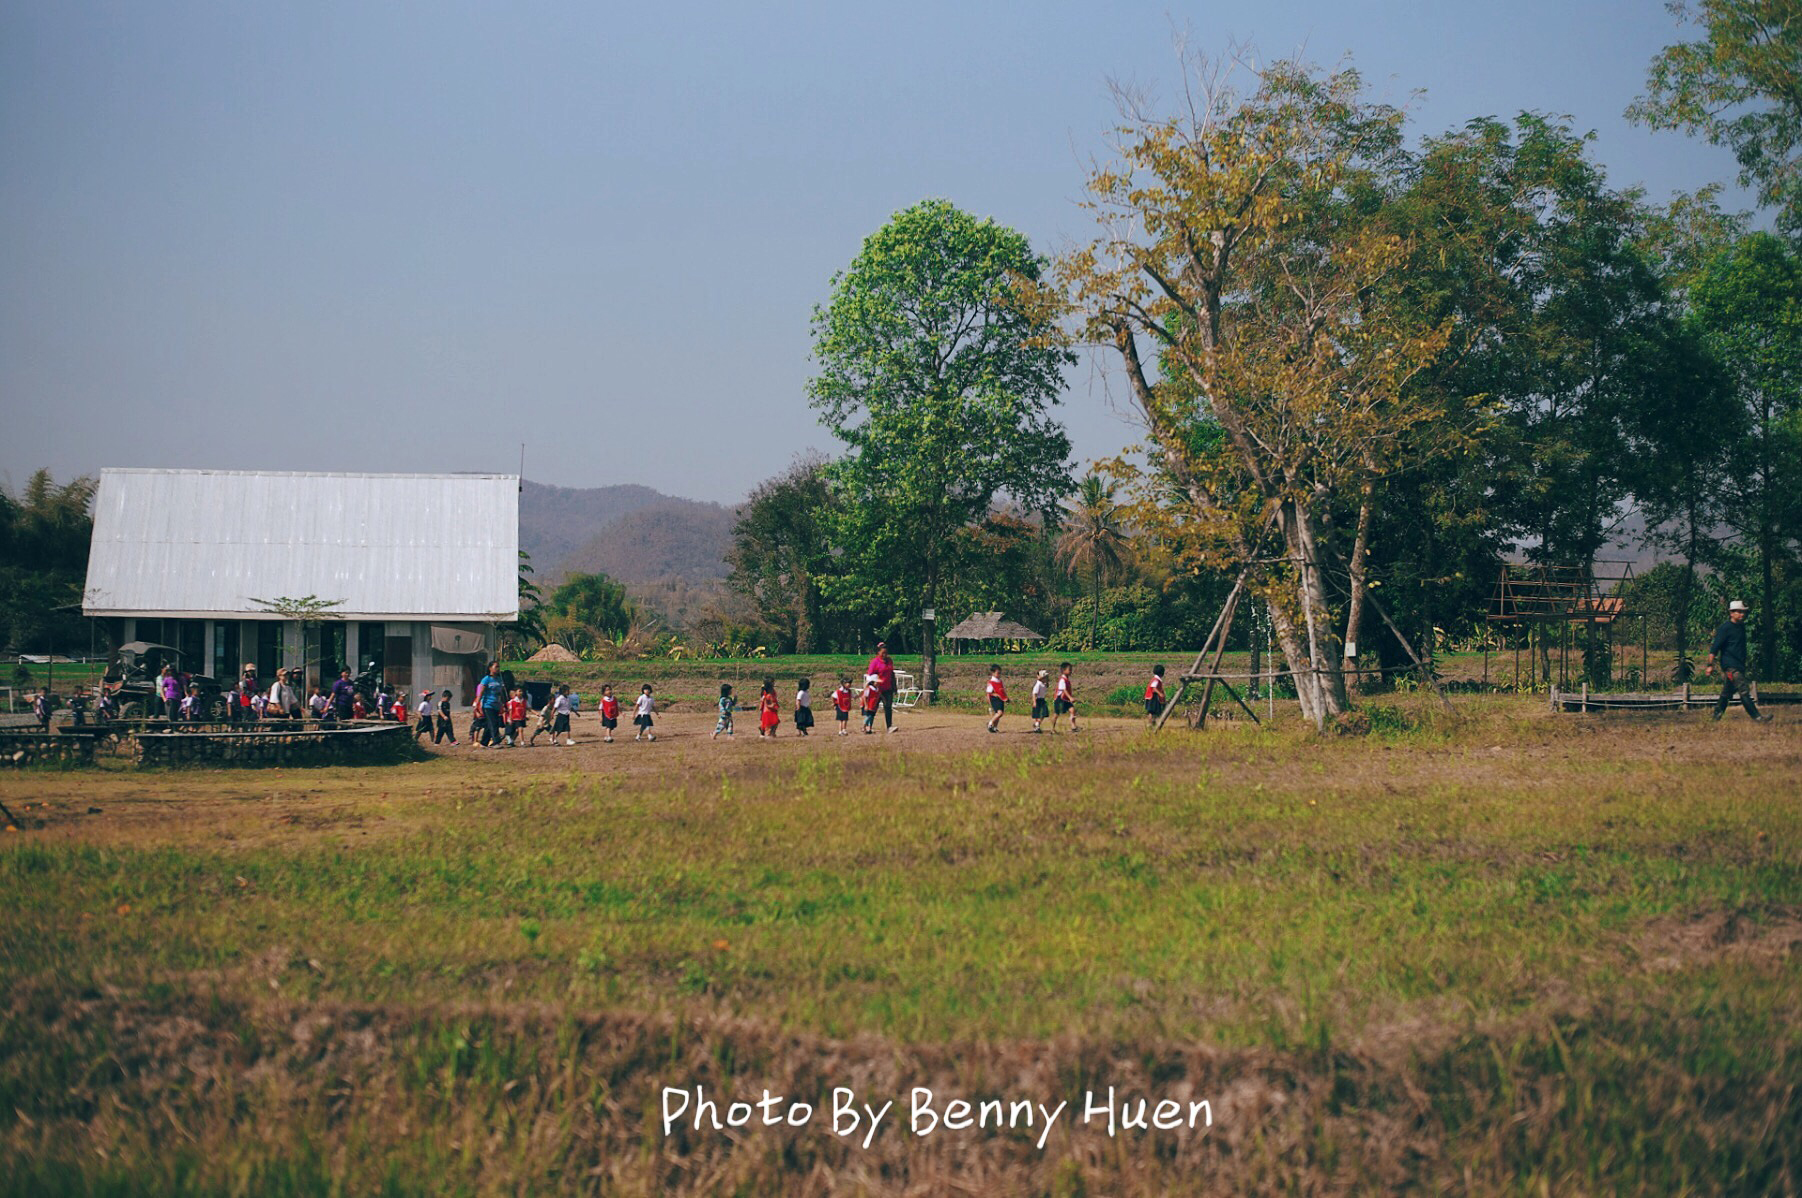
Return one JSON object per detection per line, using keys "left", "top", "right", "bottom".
{"left": 984, "top": 662, "right": 1085, "bottom": 735}
{"left": 408, "top": 662, "right": 1113, "bottom": 750}
{"left": 503, "top": 688, "right": 529, "bottom": 747}
{"left": 526, "top": 684, "right": 575, "bottom": 746}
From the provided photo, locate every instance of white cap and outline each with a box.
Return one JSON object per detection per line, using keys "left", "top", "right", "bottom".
{"left": 1730, "top": 600, "right": 1749, "bottom": 612}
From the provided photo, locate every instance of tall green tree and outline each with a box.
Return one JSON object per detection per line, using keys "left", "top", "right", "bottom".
{"left": 1689, "top": 231, "right": 1802, "bottom": 675}
{"left": 1629, "top": 0, "right": 1802, "bottom": 236}
{"left": 542, "top": 572, "right": 637, "bottom": 646}
{"left": 1054, "top": 476, "right": 1131, "bottom": 650}
{"left": 1367, "top": 115, "right": 1714, "bottom": 685}
{"left": 1624, "top": 324, "right": 1742, "bottom": 677}
{"left": 728, "top": 455, "right": 840, "bottom": 653}
{"left": 808, "top": 198, "right": 1075, "bottom": 701}
{"left": 0, "top": 470, "right": 97, "bottom": 654}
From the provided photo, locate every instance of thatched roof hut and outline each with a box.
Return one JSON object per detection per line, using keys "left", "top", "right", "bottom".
{"left": 943, "top": 612, "right": 1046, "bottom": 642}
{"left": 527, "top": 643, "right": 582, "bottom": 663}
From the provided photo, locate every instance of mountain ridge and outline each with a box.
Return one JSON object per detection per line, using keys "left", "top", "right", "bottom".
{"left": 519, "top": 479, "right": 736, "bottom": 587}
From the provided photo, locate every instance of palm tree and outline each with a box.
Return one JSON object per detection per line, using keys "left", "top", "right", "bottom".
{"left": 1054, "top": 476, "right": 1130, "bottom": 650}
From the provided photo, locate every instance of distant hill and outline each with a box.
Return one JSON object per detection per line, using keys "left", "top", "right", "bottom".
{"left": 519, "top": 480, "right": 674, "bottom": 573}
{"left": 519, "top": 480, "right": 736, "bottom": 591}
{"left": 559, "top": 499, "right": 736, "bottom": 584}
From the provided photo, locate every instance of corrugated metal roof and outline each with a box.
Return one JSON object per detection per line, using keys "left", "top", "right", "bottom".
{"left": 83, "top": 469, "right": 519, "bottom": 620}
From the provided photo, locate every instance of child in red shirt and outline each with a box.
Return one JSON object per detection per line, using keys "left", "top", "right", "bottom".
{"left": 599, "top": 685, "right": 621, "bottom": 743}
{"left": 832, "top": 677, "right": 854, "bottom": 736}
{"left": 860, "top": 675, "right": 880, "bottom": 734}
{"left": 505, "top": 688, "right": 528, "bottom": 747}
{"left": 985, "top": 665, "right": 1008, "bottom": 733}
{"left": 1145, "top": 664, "right": 1167, "bottom": 726}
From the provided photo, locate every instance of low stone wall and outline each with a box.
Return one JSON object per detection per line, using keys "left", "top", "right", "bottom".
{"left": 5, "top": 722, "right": 419, "bottom": 768}
{"left": 133, "top": 723, "right": 416, "bottom": 767}
{"left": 0, "top": 728, "right": 102, "bottom": 767}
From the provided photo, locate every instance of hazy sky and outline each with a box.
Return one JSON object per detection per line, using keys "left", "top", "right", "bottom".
{"left": 0, "top": 1, "right": 1752, "bottom": 506}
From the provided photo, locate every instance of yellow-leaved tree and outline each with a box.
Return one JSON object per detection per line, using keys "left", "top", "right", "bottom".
{"left": 1065, "top": 57, "right": 1465, "bottom": 726}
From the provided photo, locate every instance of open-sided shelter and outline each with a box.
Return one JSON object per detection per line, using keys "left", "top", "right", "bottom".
{"left": 943, "top": 612, "right": 1046, "bottom": 645}
{"left": 82, "top": 469, "right": 518, "bottom": 702}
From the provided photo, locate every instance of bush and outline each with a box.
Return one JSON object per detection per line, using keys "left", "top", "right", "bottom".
{"left": 1049, "top": 584, "right": 1221, "bottom": 652}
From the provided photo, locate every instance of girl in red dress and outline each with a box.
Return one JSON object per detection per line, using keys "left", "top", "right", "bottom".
{"left": 757, "top": 678, "right": 780, "bottom": 738}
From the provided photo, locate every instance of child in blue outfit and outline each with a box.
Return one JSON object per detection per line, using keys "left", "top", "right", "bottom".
{"left": 714, "top": 683, "right": 735, "bottom": 739}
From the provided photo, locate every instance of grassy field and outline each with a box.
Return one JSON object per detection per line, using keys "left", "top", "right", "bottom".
{"left": 1, "top": 696, "right": 1798, "bottom": 1194}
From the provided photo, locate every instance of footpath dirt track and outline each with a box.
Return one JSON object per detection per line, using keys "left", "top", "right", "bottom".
{"left": 0, "top": 708, "right": 1150, "bottom": 850}
{"left": 2, "top": 702, "right": 1796, "bottom": 856}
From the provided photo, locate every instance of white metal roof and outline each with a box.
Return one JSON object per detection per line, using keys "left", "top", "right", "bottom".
{"left": 83, "top": 469, "right": 519, "bottom": 621}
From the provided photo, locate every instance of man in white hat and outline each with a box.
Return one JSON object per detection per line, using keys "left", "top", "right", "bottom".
{"left": 1704, "top": 600, "right": 1772, "bottom": 722}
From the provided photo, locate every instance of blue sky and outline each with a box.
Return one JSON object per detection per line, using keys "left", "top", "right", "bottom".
{"left": 0, "top": 1, "right": 1752, "bottom": 505}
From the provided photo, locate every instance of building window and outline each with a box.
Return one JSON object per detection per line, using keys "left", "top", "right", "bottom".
{"left": 212, "top": 622, "right": 240, "bottom": 682}
{"left": 175, "top": 620, "right": 205, "bottom": 675}
{"left": 384, "top": 632, "right": 413, "bottom": 688}
{"left": 358, "top": 622, "right": 385, "bottom": 678}
{"left": 256, "top": 623, "right": 281, "bottom": 680}
{"left": 314, "top": 623, "right": 346, "bottom": 688}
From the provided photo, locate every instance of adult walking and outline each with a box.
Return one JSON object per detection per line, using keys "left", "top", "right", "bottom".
{"left": 157, "top": 664, "right": 181, "bottom": 723}
{"left": 268, "top": 668, "right": 299, "bottom": 720}
{"left": 329, "top": 668, "right": 356, "bottom": 723}
{"left": 865, "top": 641, "right": 898, "bottom": 733}
{"left": 475, "top": 660, "right": 506, "bottom": 747}
{"left": 1705, "top": 600, "right": 1772, "bottom": 722}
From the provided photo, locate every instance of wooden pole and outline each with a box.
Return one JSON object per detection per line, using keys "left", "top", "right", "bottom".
{"left": 1156, "top": 569, "right": 1249, "bottom": 733}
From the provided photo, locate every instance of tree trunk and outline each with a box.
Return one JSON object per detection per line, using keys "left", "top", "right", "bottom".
{"left": 796, "top": 577, "right": 820, "bottom": 655}
{"left": 1090, "top": 558, "right": 1101, "bottom": 650}
{"left": 1342, "top": 483, "right": 1375, "bottom": 692}
{"left": 1272, "top": 499, "right": 1350, "bottom": 728}
{"left": 921, "top": 563, "right": 940, "bottom": 706}
{"left": 1759, "top": 393, "right": 1777, "bottom": 673}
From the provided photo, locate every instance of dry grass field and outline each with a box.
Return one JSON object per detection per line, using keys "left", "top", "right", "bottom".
{"left": 2, "top": 696, "right": 1799, "bottom": 1195}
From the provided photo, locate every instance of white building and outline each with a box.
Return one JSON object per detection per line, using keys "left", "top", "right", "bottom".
{"left": 82, "top": 469, "right": 519, "bottom": 701}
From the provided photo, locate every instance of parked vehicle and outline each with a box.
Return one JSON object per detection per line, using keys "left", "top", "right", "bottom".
{"left": 102, "top": 642, "right": 226, "bottom": 720}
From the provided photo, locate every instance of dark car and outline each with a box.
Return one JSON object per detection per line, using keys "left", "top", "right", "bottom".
{"left": 103, "top": 642, "right": 226, "bottom": 720}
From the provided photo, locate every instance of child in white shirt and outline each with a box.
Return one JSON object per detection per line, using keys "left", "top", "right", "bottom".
{"left": 633, "top": 684, "right": 656, "bottom": 741}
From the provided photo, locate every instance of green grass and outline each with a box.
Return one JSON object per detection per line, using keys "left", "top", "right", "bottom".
{"left": 2, "top": 701, "right": 1798, "bottom": 1193}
